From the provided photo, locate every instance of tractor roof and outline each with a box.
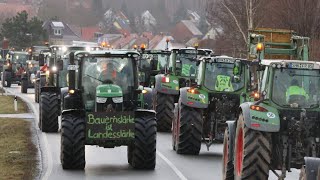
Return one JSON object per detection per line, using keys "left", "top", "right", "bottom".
{"left": 200, "top": 56, "right": 249, "bottom": 63}
{"left": 261, "top": 59, "right": 320, "bottom": 69}
{"left": 74, "top": 50, "right": 140, "bottom": 58}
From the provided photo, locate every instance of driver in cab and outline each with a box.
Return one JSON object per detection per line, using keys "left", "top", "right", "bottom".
{"left": 98, "top": 61, "right": 118, "bottom": 83}
{"left": 286, "top": 79, "right": 309, "bottom": 104}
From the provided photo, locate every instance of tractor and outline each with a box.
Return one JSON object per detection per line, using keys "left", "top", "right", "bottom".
{"left": 153, "top": 47, "right": 210, "bottom": 131}
{"left": 60, "top": 50, "right": 156, "bottom": 170}
{"left": 172, "top": 56, "right": 257, "bottom": 155}
{"left": 223, "top": 60, "right": 320, "bottom": 180}
{"left": 37, "top": 45, "right": 101, "bottom": 132}
{"left": 1, "top": 51, "right": 28, "bottom": 87}
{"left": 21, "top": 46, "right": 50, "bottom": 93}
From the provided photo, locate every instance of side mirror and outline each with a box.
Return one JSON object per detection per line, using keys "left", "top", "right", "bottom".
{"left": 150, "top": 59, "right": 158, "bottom": 70}
{"left": 39, "top": 54, "right": 45, "bottom": 66}
{"left": 232, "top": 75, "right": 241, "bottom": 83}
{"left": 57, "top": 59, "right": 63, "bottom": 71}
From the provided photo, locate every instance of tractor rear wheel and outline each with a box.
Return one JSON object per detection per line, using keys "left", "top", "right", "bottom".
{"left": 300, "top": 157, "right": 320, "bottom": 180}
{"left": 35, "top": 80, "right": 39, "bottom": 103}
{"left": 3, "top": 71, "right": 11, "bottom": 87}
{"left": 222, "top": 123, "right": 235, "bottom": 180}
{"left": 172, "top": 103, "right": 179, "bottom": 151}
{"left": 60, "top": 113, "right": 86, "bottom": 169}
{"left": 129, "top": 115, "right": 157, "bottom": 169}
{"left": 234, "top": 114, "right": 271, "bottom": 180}
{"left": 175, "top": 103, "right": 203, "bottom": 155}
{"left": 40, "top": 92, "right": 59, "bottom": 132}
{"left": 21, "top": 79, "right": 28, "bottom": 93}
{"left": 154, "top": 92, "right": 174, "bottom": 132}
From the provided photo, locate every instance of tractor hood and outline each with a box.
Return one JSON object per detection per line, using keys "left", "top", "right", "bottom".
{"left": 96, "top": 84, "right": 123, "bottom": 98}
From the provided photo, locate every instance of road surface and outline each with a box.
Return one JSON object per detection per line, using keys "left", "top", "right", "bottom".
{"left": 4, "top": 84, "right": 300, "bottom": 180}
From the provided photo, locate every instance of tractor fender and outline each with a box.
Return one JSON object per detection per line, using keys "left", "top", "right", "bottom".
{"left": 62, "top": 109, "right": 85, "bottom": 117}
{"left": 303, "top": 157, "right": 320, "bottom": 180}
{"left": 154, "top": 74, "right": 179, "bottom": 95}
{"left": 226, "top": 121, "right": 236, "bottom": 160}
{"left": 40, "top": 86, "right": 59, "bottom": 94}
{"left": 60, "top": 87, "right": 69, "bottom": 99}
{"left": 135, "top": 109, "right": 156, "bottom": 118}
{"left": 179, "top": 87, "right": 208, "bottom": 108}
{"left": 240, "top": 102, "right": 280, "bottom": 132}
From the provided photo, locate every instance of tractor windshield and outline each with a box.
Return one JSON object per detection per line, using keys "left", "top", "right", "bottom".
{"left": 204, "top": 63, "right": 244, "bottom": 92}
{"left": 12, "top": 53, "right": 28, "bottom": 64}
{"left": 272, "top": 68, "right": 320, "bottom": 108}
{"left": 176, "top": 53, "right": 197, "bottom": 77}
{"left": 141, "top": 53, "right": 167, "bottom": 70}
{"left": 82, "top": 56, "right": 134, "bottom": 96}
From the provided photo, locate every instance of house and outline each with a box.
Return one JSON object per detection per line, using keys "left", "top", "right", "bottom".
{"left": 171, "top": 20, "right": 203, "bottom": 44}
{"left": 141, "top": 10, "right": 157, "bottom": 32}
{"left": 42, "top": 21, "right": 80, "bottom": 45}
{"left": 102, "top": 9, "right": 131, "bottom": 35}
{"left": 80, "top": 26, "right": 101, "bottom": 42}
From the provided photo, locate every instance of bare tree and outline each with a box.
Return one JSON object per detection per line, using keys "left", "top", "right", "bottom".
{"left": 206, "top": 0, "right": 269, "bottom": 56}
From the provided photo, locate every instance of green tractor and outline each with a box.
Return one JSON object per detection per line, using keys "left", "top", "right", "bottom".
{"left": 60, "top": 50, "right": 156, "bottom": 170}
{"left": 223, "top": 60, "right": 320, "bottom": 179}
{"left": 1, "top": 51, "right": 29, "bottom": 87}
{"left": 37, "top": 45, "right": 101, "bottom": 132}
{"left": 172, "top": 56, "right": 256, "bottom": 155}
{"left": 153, "top": 47, "right": 210, "bottom": 131}
{"left": 21, "top": 46, "right": 50, "bottom": 93}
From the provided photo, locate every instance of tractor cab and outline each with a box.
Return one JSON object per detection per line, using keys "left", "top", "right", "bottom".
{"left": 74, "top": 50, "right": 140, "bottom": 112}
{"left": 138, "top": 49, "right": 171, "bottom": 87}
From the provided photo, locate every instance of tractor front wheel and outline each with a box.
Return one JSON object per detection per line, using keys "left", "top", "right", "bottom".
{"left": 35, "top": 80, "right": 39, "bottom": 103}
{"left": 154, "top": 92, "right": 174, "bottom": 132}
{"left": 39, "top": 92, "right": 59, "bottom": 132}
{"left": 60, "top": 113, "right": 86, "bottom": 169}
{"left": 222, "top": 123, "right": 235, "bottom": 180}
{"left": 234, "top": 113, "right": 271, "bottom": 180}
{"left": 129, "top": 115, "right": 157, "bottom": 169}
{"left": 21, "top": 79, "right": 28, "bottom": 93}
{"left": 175, "top": 102, "right": 203, "bottom": 155}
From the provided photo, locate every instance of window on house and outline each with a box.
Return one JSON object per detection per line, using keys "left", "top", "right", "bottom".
{"left": 54, "top": 29, "right": 62, "bottom": 35}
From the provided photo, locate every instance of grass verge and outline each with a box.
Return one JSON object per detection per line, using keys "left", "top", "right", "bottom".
{"left": 0, "top": 95, "right": 28, "bottom": 114}
{"left": 0, "top": 118, "right": 37, "bottom": 179}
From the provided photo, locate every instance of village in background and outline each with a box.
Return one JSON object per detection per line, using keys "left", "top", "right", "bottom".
{"left": 0, "top": 0, "right": 214, "bottom": 52}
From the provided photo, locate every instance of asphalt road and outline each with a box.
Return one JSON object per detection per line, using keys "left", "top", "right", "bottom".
{"left": 4, "top": 84, "right": 301, "bottom": 180}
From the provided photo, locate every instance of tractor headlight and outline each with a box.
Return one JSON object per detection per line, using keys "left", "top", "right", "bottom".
{"left": 96, "top": 97, "right": 107, "bottom": 103}
{"left": 52, "top": 66, "right": 57, "bottom": 72}
{"left": 112, "top": 97, "right": 123, "bottom": 103}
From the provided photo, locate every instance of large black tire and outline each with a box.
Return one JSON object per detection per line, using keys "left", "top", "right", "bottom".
{"left": 154, "top": 92, "right": 174, "bottom": 132}
{"left": 21, "top": 79, "right": 28, "bottom": 93}
{"left": 128, "top": 115, "right": 157, "bottom": 169}
{"left": 222, "top": 123, "right": 235, "bottom": 180}
{"left": 300, "top": 157, "right": 320, "bottom": 180}
{"left": 234, "top": 114, "right": 271, "bottom": 180}
{"left": 175, "top": 102, "right": 203, "bottom": 155}
{"left": 172, "top": 103, "right": 179, "bottom": 151}
{"left": 39, "top": 92, "right": 59, "bottom": 132}
{"left": 35, "top": 80, "right": 39, "bottom": 103}
{"left": 2, "top": 71, "right": 11, "bottom": 87}
{"left": 60, "top": 114, "right": 86, "bottom": 169}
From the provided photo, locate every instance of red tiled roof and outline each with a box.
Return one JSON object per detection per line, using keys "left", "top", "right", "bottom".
{"left": 0, "top": 3, "right": 35, "bottom": 17}
{"left": 81, "top": 27, "right": 100, "bottom": 41}
{"left": 112, "top": 34, "right": 137, "bottom": 48}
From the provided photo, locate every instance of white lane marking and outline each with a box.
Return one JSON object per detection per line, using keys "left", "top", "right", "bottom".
{"left": 156, "top": 151, "right": 188, "bottom": 180}
{"left": 4, "top": 87, "right": 53, "bottom": 180}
